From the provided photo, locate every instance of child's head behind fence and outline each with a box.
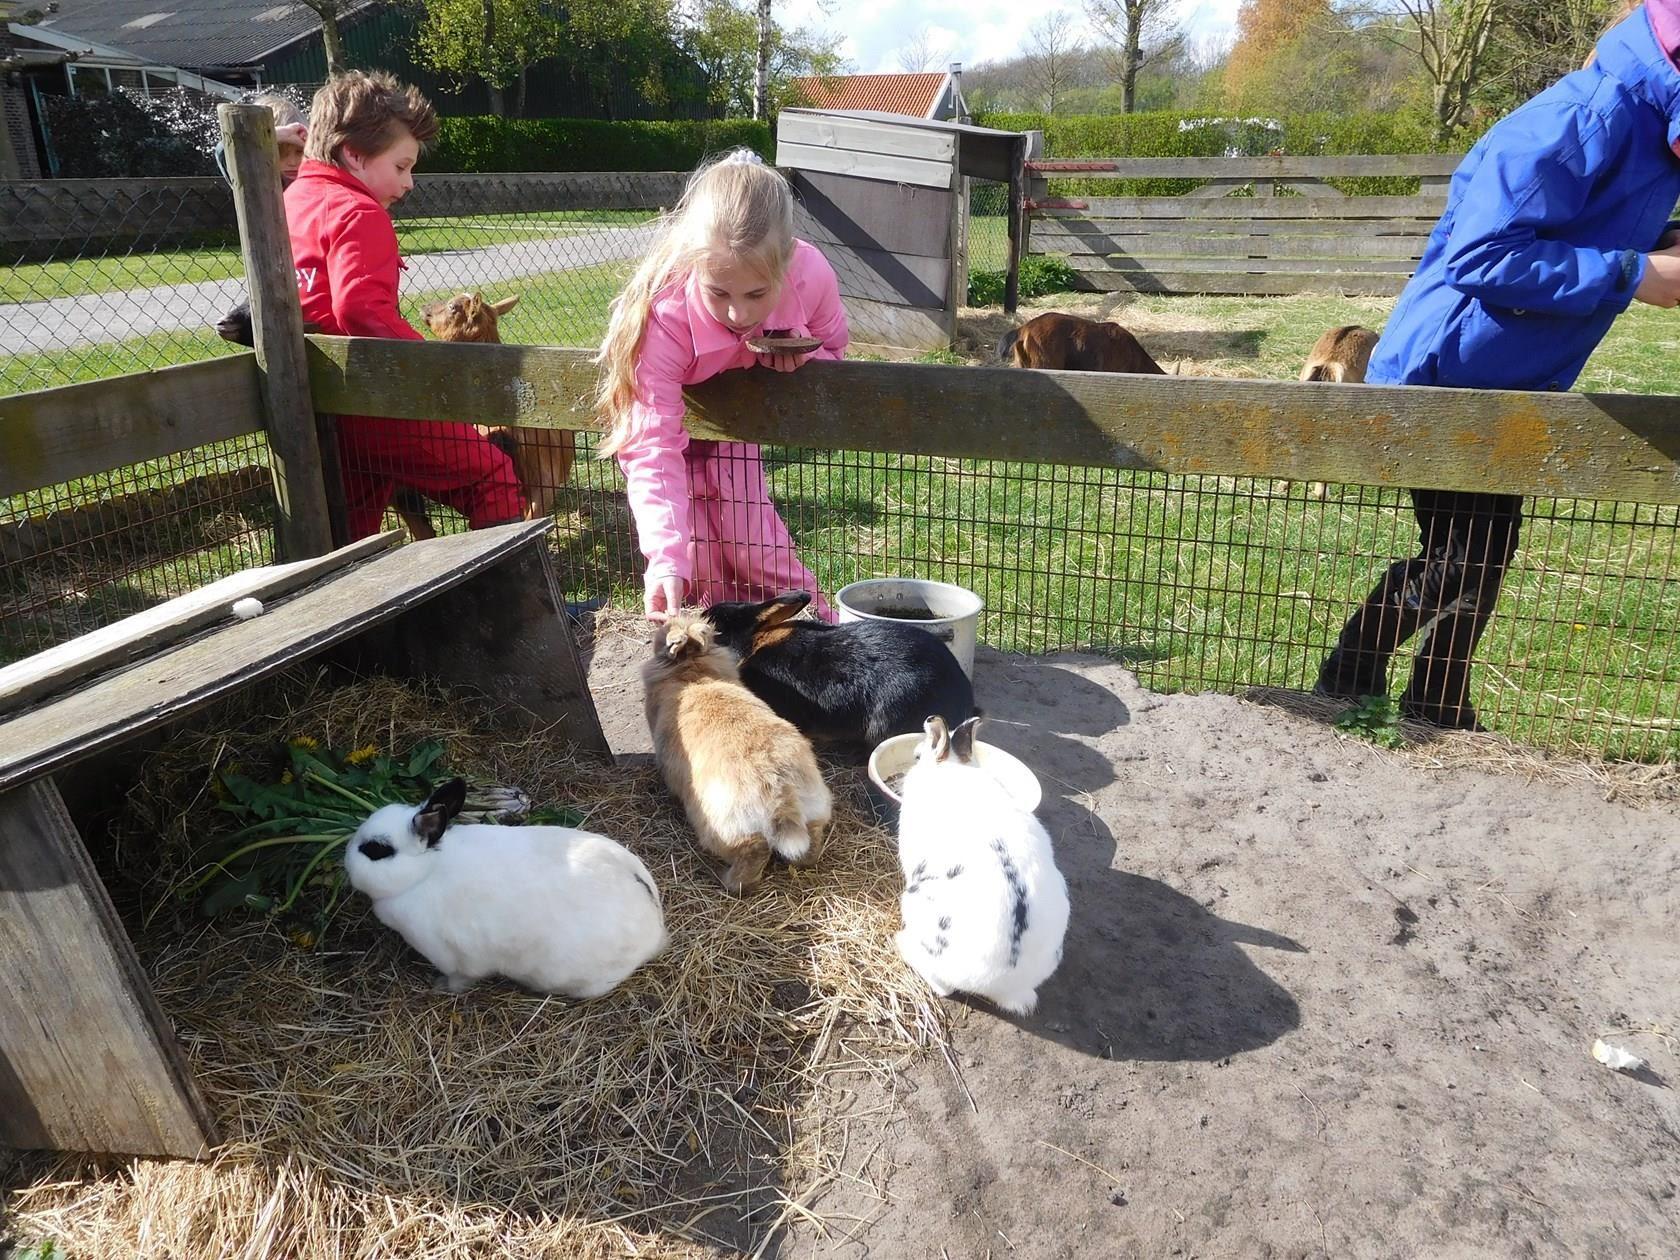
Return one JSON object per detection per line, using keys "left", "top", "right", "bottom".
{"left": 595, "top": 149, "right": 794, "bottom": 455}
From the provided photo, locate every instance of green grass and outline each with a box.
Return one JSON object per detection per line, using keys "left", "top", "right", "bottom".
{"left": 5, "top": 265, "right": 1679, "bottom": 760}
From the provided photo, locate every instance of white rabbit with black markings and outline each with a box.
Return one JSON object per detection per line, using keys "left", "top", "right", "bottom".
{"left": 894, "top": 716, "right": 1069, "bottom": 1016}
{"left": 345, "top": 778, "right": 666, "bottom": 997}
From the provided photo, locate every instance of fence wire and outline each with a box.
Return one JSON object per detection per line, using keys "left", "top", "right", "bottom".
{"left": 4, "top": 175, "right": 1678, "bottom": 762}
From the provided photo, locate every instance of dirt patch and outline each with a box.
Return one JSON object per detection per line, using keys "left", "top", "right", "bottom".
{"left": 581, "top": 617, "right": 1680, "bottom": 1258}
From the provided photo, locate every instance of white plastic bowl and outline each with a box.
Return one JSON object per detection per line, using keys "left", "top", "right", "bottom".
{"left": 867, "top": 731, "right": 1042, "bottom": 814}
{"left": 836, "top": 578, "right": 983, "bottom": 679}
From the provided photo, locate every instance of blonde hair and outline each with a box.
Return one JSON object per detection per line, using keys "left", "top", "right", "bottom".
{"left": 253, "top": 92, "right": 306, "bottom": 154}
{"left": 594, "top": 150, "right": 794, "bottom": 457}
{"left": 305, "top": 70, "right": 437, "bottom": 165}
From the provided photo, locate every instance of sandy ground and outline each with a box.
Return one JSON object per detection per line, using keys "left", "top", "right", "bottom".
{"left": 582, "top": 615, "right": 1680, "bottom": 1260}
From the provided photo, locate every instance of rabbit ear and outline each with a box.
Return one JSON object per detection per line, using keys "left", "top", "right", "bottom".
{"left": 950, "top": 715, "right": 983, "bottom": 763}
{"left": 755, "top": 591, "right": 810, "bottom": 629}
{"left": 414, "top": 778, "right": 467, "bottom": 848}
{"left": 923, "top": 715, "right": 951, "bottom": 762}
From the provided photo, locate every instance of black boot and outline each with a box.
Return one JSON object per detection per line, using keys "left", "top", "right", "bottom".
{"left": 1315, "top": 557, "right": 1430, "bottom": 700}
{"left": 1399, "top": 595, "right": 1499, "bottom": 733}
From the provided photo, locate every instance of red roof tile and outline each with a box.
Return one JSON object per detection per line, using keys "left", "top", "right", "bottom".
{"left": 789, "top": 72, "right": 948, "bottom": 118}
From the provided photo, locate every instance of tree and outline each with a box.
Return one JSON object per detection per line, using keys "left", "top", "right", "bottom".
{"left": 297, "top": 0, "right": 348, "bottom": 77}
{"left": 1477, "top": 0, "right": 1621, "bottom": 115}
{"left": 414, "top": 0, "right": 562, "bottom": 115}
{"left": 1023, "top": 11, "right": 1084, "bottom": 115}
{"left": 683, "top": 0, "right": 846, "bottom": 116}
{"left": 756, "top": 0, "right": 772, "bottom": 119}
{"left": 896, "top": 25, "right": 951, "bottom": 74}
{"left": 1223, "top": 0, "right": 1330, "bottom": 104}
{"left": 1085, "top": 0, "right": 1184, "bottom": 113}
{"left": 1363, "top": 0, "right": 1502, "bottom": 140}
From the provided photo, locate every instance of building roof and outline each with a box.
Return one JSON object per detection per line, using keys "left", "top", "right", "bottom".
{"left": 791, "top": 72, "right": 950, "bottom": 119}
{"left": 27, "top": 0, "right": 374, "bottom": 71}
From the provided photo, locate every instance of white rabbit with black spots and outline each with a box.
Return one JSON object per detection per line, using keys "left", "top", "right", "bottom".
{"left": 894, "top": 716, "right": 1069, "bottom": 1015}
{"left": 345, "top": 778, "right": 666, "bottom": 998}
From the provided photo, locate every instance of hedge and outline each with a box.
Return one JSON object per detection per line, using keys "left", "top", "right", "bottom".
{"left": 973, "top": 110, "right": 1485, "bottom": 196}
{"left": 425, "top": 116, "right": 773, "bottom": 174}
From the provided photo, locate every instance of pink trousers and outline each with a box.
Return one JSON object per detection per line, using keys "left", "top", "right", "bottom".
{"left": 684, "top": 440, "right": 835, "bottom": 621}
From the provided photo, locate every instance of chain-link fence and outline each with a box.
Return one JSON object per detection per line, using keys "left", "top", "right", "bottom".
{"left": 1, "top": 172, "right": 680, "bottom": 394}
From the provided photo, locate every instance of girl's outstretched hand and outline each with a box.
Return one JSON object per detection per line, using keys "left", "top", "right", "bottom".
{"left": 757, "top": 350, "right": 810, "bottom": 372}
{"left": 275, "top": 122, "right": 308, "bottom": 149}
{"left": 646, "top": 575, "right": 687, "bottom": 622}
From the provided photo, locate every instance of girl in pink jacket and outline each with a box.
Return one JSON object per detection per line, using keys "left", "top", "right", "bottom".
{"left": 595, "top": 149, "right": 847, "bottom": 622}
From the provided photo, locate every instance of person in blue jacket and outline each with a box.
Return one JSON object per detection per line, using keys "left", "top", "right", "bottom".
{"left": 1315, "top": 0, "right": 1680, "bottom": 730}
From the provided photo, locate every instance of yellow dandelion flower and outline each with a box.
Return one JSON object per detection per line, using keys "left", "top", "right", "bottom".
{"left": 346, "top": 744, "right": 380, "bottom": 766}
{"left": 286, "top": 735, "right": 320, "bottom": 751}
{"left": 289, "top": 928, "right": 317, "bottom": 949}
{"left": 280, "top": 770, "right": 294, "bottom": 785}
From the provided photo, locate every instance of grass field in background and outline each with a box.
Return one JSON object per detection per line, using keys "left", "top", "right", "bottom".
{"left": 4, "top": 246, "right": 1679, "bottom": 759}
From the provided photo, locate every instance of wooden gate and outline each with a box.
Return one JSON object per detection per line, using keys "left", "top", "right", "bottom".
{"left": 1025, "top": 153, "right": 1462, "bottom": 297}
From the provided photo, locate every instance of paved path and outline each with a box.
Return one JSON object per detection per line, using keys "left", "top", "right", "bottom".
{"left": 0, "top": 224, "right": 659, "bottom": 354}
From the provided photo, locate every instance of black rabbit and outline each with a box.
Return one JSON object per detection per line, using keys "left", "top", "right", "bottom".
{"left": 703, "top": 591, "right": 976, "bottom": 758}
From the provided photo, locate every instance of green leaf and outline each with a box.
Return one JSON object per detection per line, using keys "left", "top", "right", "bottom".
{"left": 405, "top": 740, "right": 446, "bottom": 780}
{"left": 202, "top": 871, "right": 265, "bottom": 917}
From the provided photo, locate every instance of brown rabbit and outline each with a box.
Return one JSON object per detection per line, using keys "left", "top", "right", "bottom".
{"left": 1286, "top": 324, "right": 1381, "bottom": 500}
{"left": 420, "top": 291, "right": 576, "bottom": 520}
{"left": 642, "top": 614, "right": 832, "bottom": 895}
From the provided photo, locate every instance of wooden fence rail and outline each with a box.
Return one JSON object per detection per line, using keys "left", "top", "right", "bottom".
{"left": 302, "top": 337, "right": 1680, "bottom": 506}
{"left": 1025, "top": 153, "right": 1461, "bottom": 297}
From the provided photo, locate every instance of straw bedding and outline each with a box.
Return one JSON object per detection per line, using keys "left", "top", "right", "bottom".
{"left": 1, "top": 667, "right": 943, "bottom": 1258}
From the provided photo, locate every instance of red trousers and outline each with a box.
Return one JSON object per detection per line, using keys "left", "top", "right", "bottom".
{"left": 335, "top": 415, "right": 525, "bottom": 540}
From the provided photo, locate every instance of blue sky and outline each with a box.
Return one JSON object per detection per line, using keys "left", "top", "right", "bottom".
{"left": 776, "top": 0, "right": 1242, "bottom": 75}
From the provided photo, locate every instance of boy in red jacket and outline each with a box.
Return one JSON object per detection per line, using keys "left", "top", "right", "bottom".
{"left": 287, "top": 71, "right": 523, "bottom": 539}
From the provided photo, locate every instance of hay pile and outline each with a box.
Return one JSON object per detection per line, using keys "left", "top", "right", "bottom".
{"left": 2, "top": 668, "right": 942, "bottom": 1258}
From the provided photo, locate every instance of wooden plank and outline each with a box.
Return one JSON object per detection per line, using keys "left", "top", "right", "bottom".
{"left": 1030, "top": 224, "right": 1426, "bottom": 260}
{"left": 0, "top": 777, "right": 217, "bottom": 1157}
{"left": 776, "top": 113, "right": 956, "bottom": 163}
{"left": 1038, "top": 196, "right": 1446, "bottom": 221}
{"left": 397, "top": 171, "right": 685, "bottom": 219}
{"left": 1041, "top": 216, "right": 1436, "bottom": 238}
{"left": 1061, "top": 256, "right": 1417, "bottom": 275}
{"left": 841, "top": 297, "right": 953, "bottom": 352}
{"left": 0, "top": 521, "right": 582, "bottom": 791}
{"left": 823, "top": 241, "right": 952, "bottom": 309}
{"left": 1039, "top": 154, "right": 1463, "bottom": 179}
{"left": 0, "top": 356, "right": 265, "bottom": 499}
{"left": 1066, "top": 269, "right": 1411, "bottom": 296}
{"left": 344, "top": 538, "right": 609, "bottom": 756}
{"left": 301, "top": 338, "right": 1680, "bottom": 504}
{"left": 0, "top": 532, "right": 402, "bottom": 716}
{"left": 776, "top": 140, "right": 955, "bottom": 191}
{"left": 220, "top": 103, "right": 333, "bottom": 561}
{"left": 791, "top": 169, "right": 956, "bottom": 258}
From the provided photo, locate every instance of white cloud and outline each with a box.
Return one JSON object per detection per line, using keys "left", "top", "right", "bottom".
{"left": 774, "top": 0, "right": 1240, "bottom": 74}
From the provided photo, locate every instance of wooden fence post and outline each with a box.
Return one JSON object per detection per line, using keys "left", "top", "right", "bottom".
{"left": 218, "top": 103, "right": 334, "bottom": 560}
{"left": 1006, "top": 130, "right": 1042, "bottom": 315}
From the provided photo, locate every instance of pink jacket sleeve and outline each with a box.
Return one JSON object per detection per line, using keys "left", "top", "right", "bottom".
{"left": 616, "top": 306, "right": 697, "bottom": 585}
{"left": 799, "top": 246, "right": 849, "bottom": 362}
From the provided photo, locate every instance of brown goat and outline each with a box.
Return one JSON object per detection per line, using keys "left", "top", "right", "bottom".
{"left": 386, "top": 292, "right": 575, "bottom": 540}
{"left": 996, "top": 312, "right": 1166, "bottom": 374}
{"left": 1299, "top": 325, "right": 1379, "bottom": 385}
{"left": 1286, "top": 324, "right": 1381, "bottom": 500}
{"left": 421, "top": 291, "right": 577, "bottom": 521}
